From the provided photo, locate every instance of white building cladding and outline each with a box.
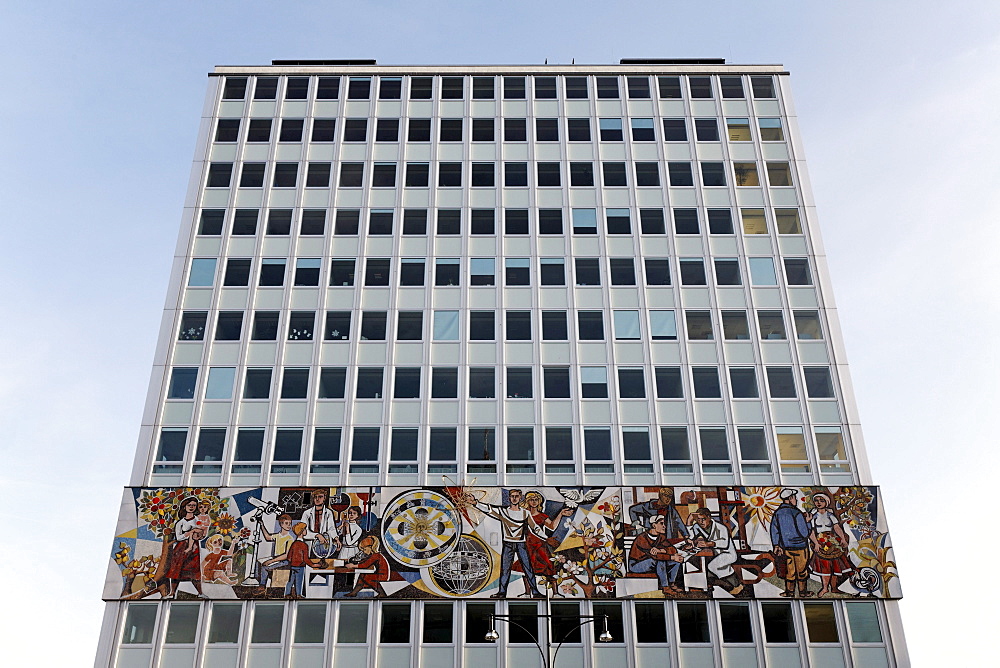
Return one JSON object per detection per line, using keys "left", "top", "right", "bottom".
{"left": 95, "top": 61, "right": 908, "bottom": 667}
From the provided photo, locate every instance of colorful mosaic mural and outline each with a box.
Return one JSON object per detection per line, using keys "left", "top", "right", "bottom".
{"left": 105, "top": 485, "right": 900, "bottom": 601}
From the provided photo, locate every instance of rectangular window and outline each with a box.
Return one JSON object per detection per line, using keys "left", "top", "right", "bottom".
{"left": 435, "top": 258, "right": 460, "bottom": 286}
{"left": 239, "top": 163, "right": 265, "bottom": 188}
{"left": 507, "top": 427, "right": 535, "bottom": 468}
{"left": 402, "top": 209, "right": 427, "bottom": 235}
{"left": 602, "top": 162, "right": 627, "bottom": 187}
{"left": 318, "top": 368, "right": 347, "bottom": 398}
{"left": 364, "top": 258, "right": 390, "bottom": 286}
{"left": 399, "top": 259, "right": 425, "bottom": 287}
{"left": 759, "top": 118, "right": 784, "bottom": 141}
{"left": 504, "top": 118, "right": 527, "bottom": 141}
{"left": 751, "top": 76, "right": 776, "bottom": 98}
{"left": 215, "top": 312, "right": 243, "bottom": 340}
{"left": 784, "top": 258, "right": 813, "bottom": 285}
{"left": 662, "top": 118, "right": 687, "bottom": 141}
{"left": 596, "top": 76, "right": 619, "bottom": 98}
{"left": 737, "top": 427, "right": 769, "bottom": 471}
{"left": 649, "top": 310, "right": 677, "bottom": 340}
{"left": 618, "top": 367, "right": 646, "bottom": 398}
{"left": 285, "top": 77, "right": 309, "bottom": 99}
{"left": 299, "top": 210, "right": 325, "bottom": 235}
{"left": 396, "top": 311, "right": 423, "bottom": 341}
{"left": 368, "top": 209, "right": 393, "bottom": 235}
{"left": 293, "top": 258, "right": 321, "bottom": 286}
{"left": 575, "top": 258, "right": 600, "bottom": 286}
{"left": 423, "top": 603, "right": 454, "bottom": 643}
{"left": 440, "top": 118, "right": 463, "bottom": 141}
{"left": 243, "top": 369, "right": 272, "bottom": 400}
{"left": 688, "top": 77, "right": 713, "bottom": 98}
{"left": 571, "top": 208, "right": 597, "bottom": 234}
{"left": 294, "top": 604, "right": 327, "bottom": 644}
{"left": 660, "top": 427, "right": 691, "bottom": 472}
{"left": 222, "top": 77, "right": 247, "bottom": 100}
{"left": 429, "top": 427, "right": 457, "bottom": 462}
{"left": 505, "top": 258, "right": 530, "bottom": 286}
{"left": 567, "top": 118, "right": 591, "bottom": 141}
{"left": 720, "top": 602, "right": 753, "bottom": 643}
{"left": 580, "top": 366, "right": 608, "bottom": 398}
{"left": 471, "top": 258, "right": 495, "bottom": 286}
{"left": 699, "top": 427, "right": 731, "bottom": 471}
{"left": 685, "top": 311, "right": 714, "bottom": 340}
{"left": 749, "top": 257, "right": 778, "bottom": 286}
{"left": 337, "top": 604, "right": 368, "bottom": 643}
{"left": 195, "top": 427, "right": 226, "bottom": 462}
{"left": 658, "top": 76, "right": 682, "bottom": 98}
{"left": 506, "top": 311, "right": 531, "bottom": 340}
{"left": 253, "top": 77, "right": 277, "bottom": 100}
{"left": 503, "top": 76, "right": 525, "bottom": 99}
{"left": 674, "top": 208, "right": 699, "bottom": 234}
{"left": 223, "top": 258, "right": 250, "bottom": 286}
{"left": 564, "top": 76, "right": 588, "bottom": 98}
{"left": 610, "top": 258, "right": 636, "bottom": 285}
{"left": 668, "top": 162, "right": 693, "bottom": 186}
{"left": 431, "top": 369, "right": 458, "bottom": 399}
{"left": 312, "top": 119, "right": 336, "bottom": 142}
{"left": 541, "top": 311, "right": 568, "bottom": 340}
{"left": 733, "top": 162, "right": 759, "bottom": 187}
{"left": 645, "top": 258, "right": 671, "bottom": 285}
{"left": 543, "top": 367, "right": 571, "bottom": 398}
{"left": 339, "top": 163, "right": 363, "bottom": 187}
{"left": 280, "top": 119, "right": 303, "bottom": 142}
{"left": 775, "top": 208, "right": 802, "bottom": 234}
{"left": 536, "top": 118, "right": 559, "bottom": 141}
{"left": 776, "top": 427, "right": 809, "bottom": 472}
{"left": 534, "top": 76, "right": 556, "bottom": 98}
{"left": 730, "top": 368, "right": 759, "bottom": 398}
{"left": 679, "top": 259, "right": 706, "bottom": 285}
{"left": 441, "top": 76, "right": 464, "bottom": 99}
{"left": 121, "top": 603, "right": 157, "bottom": 644}
{"left": 379, "top": 77, "right": 402, "bottom": 99}
{"left": 360, "top": 311, "right": 387, "bottom": 340}
{"left": 804, "top": 367, "right": 835, "bottom": 398}
{"left": 816, "top": 427, "right": 851, "bottom": 472}
{"left": 199, "top": 209, "right": 224, "bottom": 234}
{"left": 722, "top": 311, "right": 750, "bottom": 340}
{"left": 408, "top": 118, "right": 431, "bottom": 141}
{"left": 599, "top": 118, "right": 623, "bottom": 141}
{"left": 433, "top": 311, "right": 459, "bottom": 340}
{"left": 179, "top": 312, "right": 207, "bottom": 340}
{"left": 188, "top": 258, "right": 217, "bottom": 287}
{"left": 606, "top": 208, "right": 630, "bottom": 234}
{"left": 584, "top": 428, "right": 613, "bottom": 469}
{"left": 167, "top": 368, "right": 197, "bottom": 399}
{"left": 281, "top": 368, "right": 309, "bottom": 399}
{"left": 613, "top": 310, "right": 640, "bottom": 340}
{"left": 438, "top": 162, "right": 462, "bottom": 187}
{"left": 472, "top": 118, "right": 494, "bottom": 141}
{"left": 505, "top": 161, "right": 528, "bottom": 187}
{"left": 537, "top": 162, "right": 561, "bottom": 186}
{"left": 351, "top": 427, "right": 380, "bottom": 461}
{"left": 654, "top": 367, "right": 683, "bottom": 398}
{"left": 635, "top": 603, "right": 668, "bottom": 643}
{"left": 207, "top": 602, "right": 242, "bottom": 643}
{"left": 766, "top": 162, "right": 793, "bottom": 186}
{"left": 469, "top": 311, "right": 496, "bottom": 341}
{"left": 347, "top": 77, "right": 371, "bottom": 99}
{"left": 371, "top": 163, "right": 397, "bottom": 188}
{"left": 389, "top": 429, "right": 418, "bottom": 470}
{"left": 471, "top": 208, "right": 495, "bottom": 234}
{"left": 766, "top": 367, "right": 797, "bottom": 398}
{"left": 805, "top": 603, "right": 840, "bottom": 643}
{"left": 329, "top": 259, "right": 355, "bottom": 286}
{"left": 794, "top": 311, "right": 823, "bottom": 339}
{"left": 714, "top": 258, "right": 742, "bottom": 285}
{"left": 708, "top": 209, "right": 734, "bottom": 234}
{"left": 207, "top": 162, "right": 233, "bottom": 187}
{"left": 740, "top": 208, "right": 768, "bottom": 235}
{"left": 692, "top": 367, "right": 721, "bottom": 398}
{"left": 410, "top": 77, "right": 432, "bottom": 99}
{"left": 246, "top": 119, "right": 271, "bottom": 143}
{"left": 762, "top": 603, "right": 796, "bottom": 643}
{"left": 569, "top": 162, "right": 595, "bottom": 187}
{"left": 437, "top": 209, "right": 461, "bottom": 235}
{"left": 232, "top": 209, "right": 258, "bottom": 236}
{"left": 701, "top": 162, "right": 727, "bottom": 186}
{"left": 545, "top": 427, "right": 574, "bottom": 466}
{"left": 578, "top": 311, "right": 604, "bottom": 340}
{"left": 540, "top": 258, "right": 565, "bottom": 286}
{"left": 287, "top": 311, "right": 315, "bottom": 340}
{"left": 635, "top": 162, "right": 660, "bottom": 186}
{"left": 468, "top": 427, "right": 496, "bottom": 466}
{"left": 506, "top": 367, "right": 533, "bottom": 399}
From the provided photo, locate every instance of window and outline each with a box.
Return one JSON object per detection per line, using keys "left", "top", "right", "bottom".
{"left": 179, "top": 312, "right": 207, "bottom": 340}
{"left": 506, "top": 367, "right": 533, "bottom": 398}
{"left": 688, "top": 77, "right": 713, "bottom": 98}
{"left": 440, "top": 118, "right": 463, "bottom": 141}
{"left": 285, "top": 77, "right": 308, "bottom": 99}
{"left": 401, "top": 163, "right": 429, "bottom": 188}
{"left": 535, "top": 118, "right": 558, "bottom": 141}
{"left": 435, "top": 258, "right": 460, "bottom": 286}
{"left": 232, "top": 209, "right": 258, "bottom": 236}
{"left": 575, "top": 258, "right": 600, "bottom": 286}
{"left": 250, "top": 311, "right": 279, "bottom": 341}
{"left": 757, "top": 311, "right": 787, "bottom": 339}
{"left": 606, "top": 208, "right": 630, "bottom": 234}
{"left": 749, "top": 257, "right": 778, "bottom": 286}
{"left": 505, "top": 162, "right": 528, "bottom": 187}
{"left": 471, "top": 164, "right": 495, "bottom": 187}
{"left": 504, "top": 118, "right": 527, "bottom": 141}
{"left": 199, "top": 209, "right": 224, "bottom": 235}
{"left": 347, "top": 77, "right": 371, "bottom": 99}
{"left": 256, "top": 258, "right": 284, "bottom": 287}
{"left": 441, "top": 76, "right": 464, "bottom": 99}
{"left": 215, "top": 119, "right": 239, "bottom": 142}
{"left": 630, "top": 118, "right": 655, "bottom": 142}
{"left": 543, "top": 367, "right": 571, "bottom": 398}
{"left": 726, "top": 117, "right": 751, "bottom": 142}
{"left": 816, "top": 427, "right": 851, "bottom": 473}
{"left": 673, "top": 208, "right": 699, "bottom": 234}
{"left": 794, "top": 311, "right": 823, "bottom": 339}
{"left": 762, "top": 603, "right": 796, "bottom": 643}
{"left": 599, "top": 118, "right": 623, "bottom": 141}
{"left": 408, "top": 118, "right": 431, "bottom": 141}
{"left": 563, "top": 76, "right": 587, "bottom": 98}
{"left": 505, "top": 258, "right": 530, "bottom": 285}
{"left": 766, "top": 367, "right": 797, "bottom": 398}
{"left": 287, "top": 311, "right": 315, "bottom": 340}
{"left": 240, "top": 163, "right": 264, "bottom": 187}
{"left": 472, "top": 118, "right": 494, "bottom": 141}
{"left": 569, "top": 162, "right": 594, "bottom": 187}
{"left": 610, "top": 258, "right": 636, "bottom": 285}
{"left": 206, "top": 163, "right": 232, "bottom": 188}
{"left": 215, "top": 312, "right": 243, "bottom": 340}
{"left": 580, "top": 367, "right": 608, "bottom": 398}
{"left": 645, "top": 258, "right": 671, "bottom": 286}
{"left": 661, "top": 427, "right": 691, "bottom": 472}
{"left": 658, "top": 75, "right": 682, "bottom": 98}
{"left": 545, "top": 428, "right": 574, "bottom": 470}
{"left": 567, "top": 118, "right": 591, "bottom": 141}
{"left": 701, "top": 162, "right": 726, "bottom": 186}
{"left": 389, "top": 429, "right": 418, "bottom": 471}
{"left": 279, "top": 119, "right": 303, "bottom": 142}
{"left": 534, "top": 76, "right": 556, "bottom": 98}
{"left": 694, "top": 119, "right": 719, "bottom": 142}
{"left": 784, "top": 258, "right": 813, "bottom": 285}
{"left": 635, "top": 162, "right": 660, "bottom": 186}
{"left": 121, "top": 603, "right": 157, "bottom": 644}
{"left": 410, "top": 77, "right": 432, "bottom": 99}
{"left": 333, "top": 209, "right": 359, "bottom": 236}
{"left": 343, "top": 118, "right": 368, "bottom": 142}
{"left": 578, "top": 311, "right": 604, "bottom": 340}
{"left": 571, "top": 208, "right": 597, "bottom": 234}
{"left": 507, "top": 427, "right": 535, "bottom": 469}
{"left": 270, "top": 163, "right": 297, "bottom": 187}
{"left": 281, "top": 368, "right": 309, "bottom": 399}
{"left": 471, "top": 207, "right": 496, "bottom": 235}
{"left": 541, "top": 311, "right": 567, "bottom": 340}
{"left": 364, "top": 258, "right": 390, "bottom": 286}
{"left": 737, "top": 427, "right": 769, "bottom": 472}
{"left": 468, "top": 427, "right": 496, "bottom": 471}
{"left": 596, "top": 76, "right": 619, "bottom": 98}
{"left": 431, "top": 368, "right": 458, "bottom": 398}
{"left": 470, "top": 258, "right": 495, "bottom": 286}
{"left": 721, "top": 311, "right": 750, "bottom": 340}
{"left": 503, "top": 76, "right": 525, "bottom": 99}
{"left": 298, "top": 210, "right": 324, "bottom": 235}
{"left": 379, "top": 77, "right": 402, "bottom": 99}
{"left": 699, "top": 428, "right": 731, "bottom": 472}
{"left": 679, "top": 259, "right": 706, "bottom": 285}
{"left": 318, "top": 368, "right": 347, "bottom": 398}
{"left": 337, "top": 604, "right": 368, "bottom": 644}
{"left": 469, "top": 311, "right": 496, "bottom": 341}
{"left": 243, "top": 369, "right": 272, "bottom": 399}
{"left": 433, "top": 311, "right": 459, "bottom": 340}
{"left": 805, "top": 603, "right": 840, "bottom": 643}
{"left": 397, "top": 312, "right": 423, "bottom": 340}
{"left": 360, "top": 311, "right": 387, "bottom": 340}
{"left": 272, "top": 429, "right": 302, "bottom": 467}
{"left": 720, "top": 602, "right": 753, "bottom": 643}
{"left": 804, "top": 367, "right": 835, "bottom": 398}
{"left": 654, "top": 367, "right": 683, "bottom": 398}
{"left": 685, "top": 311, "right": 714, "bottom": 340}
{"left": 312, "top": 119, "right": 336, "bottom": 141}
{"left": 402, "top": 209, "right": 427, "bottom": 235}
{"left": 730, "top": 368, "right": 759, "bottom": 398}
{"left": 506, "top": 311, "right": 531, "bottom": 340}
{"left": 759, "top": 118, "right": 784, "bottom": 141}
{"left": 613, "top": 311, "right": 640, "bottom": 340}
{"left": 435, "top": 209, "right": 460, "bottom": 235}
{"left": 223, "top": 258, "right": 250, "bottom": 286}
{"left": 751, "top": 76, "right": 776, "bottom": 98}
{"left": 439, "top": 162, "right": 461, "bottom": 187}
{"left": 252, "top": 77, "right": 277, "bottom": 100}
{"left": 649, "top": 311, "right": 677, "bottom": 340}
{"left": 668, "top": 162, "right": 693, "bottom": 186}
{"left": 368, "top": 209, "right": 393, "bottom": 234}
{"left": 662, "top": 118, "right": 686, "bottom": 141}
{"left": 714, "top": 258, "right": 742, "bottom": 285}
{"left": 719, "top": 75, "right": 744, "bottom": 99}
{"left": 155, "top": 429, "right": 187, "bottom": 462}
{"left": 356, "top": 368, "right": 384, "bottom": 399}
{"left": 635, "top": 603, "right": 668, "bottom": 643}
{"left": 207, "top": 602, "right": 242, "bottom": 644}
{"left": 766, "top": 162, "right": 793, "bottom": 186}
{"left": 692, "top": 367, "right": 721, "bottom": 398}
{"left": 399, "top": 259, "right": 424, "bottom": 287}
{"left": 775, "top": 208, "right": 802, "bottom": 234}
{"left": 266, "top": 209, "right": 291, "bottom": 235}
{"left": 371, "top": 163, "right": 396, "bottom": 188}
{"left": 222, "top": 77, "right": 247, "bottom": 100}
{"left": 707, "top": 209, "right": 734, "bottom": 234}
{"left": 423, "top": 604, "right": 454, "bottom": 644}
{"left": 618, "top": 367, "right": 645, "bottom": 398}
{"left": 603, "top": 162, "right": 627, "bottom": 186}
{"left": 538, "top": 209, "right": 563, "bottom": 234}
{"left": 584, "top": 428, "right": 613, "bottom": 471}
{"left": 429, "top": 427, "right": 457, "bottom": 466}
{"left": 292, "top": 258, "right": 320, "bottom": 286}
{"left": 540, "top": 258, "right": 565, "bottom": 285}
{"left": 537, "top": 162, "right": 561, "bottom": 186}
{"left": 329, "top": 259, "right": 355, "bottom": 286}
{"left": 351, "top": 427, "right": 380, "bottom": 465}
{"left": 740, "top": 208, "right": 767, "bottom": 235}
{"left": 167, "top": 368, "right": 197, "bottom": 399}
{"left": 733, "top": 162, "right": 759, "bottom": 186}
{"left": 294, "top": 604, "right": 327, "bottom": 644}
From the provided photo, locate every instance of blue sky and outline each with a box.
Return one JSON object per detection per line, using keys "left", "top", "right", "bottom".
{"left": 2, "top": 1, "right": 998, "bottom": 664}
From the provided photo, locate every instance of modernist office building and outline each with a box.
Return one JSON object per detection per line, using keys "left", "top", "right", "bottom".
{"left": 96, "top": 61, "right": 907, "bottom": 668}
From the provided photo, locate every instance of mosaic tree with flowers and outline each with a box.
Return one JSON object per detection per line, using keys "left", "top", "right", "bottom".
{"left": 549, "top": 499, "right": 624, "bottom": 598}
{"left": 113, "top": 542, "right": 159, "bottom": 597}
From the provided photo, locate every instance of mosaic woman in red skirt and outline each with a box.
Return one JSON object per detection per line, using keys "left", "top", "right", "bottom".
{"left": 165, "top": 496, "right": 206, "bottom": 598}
{"left": 807, "top": 491, "right": 854, "bottom": 597}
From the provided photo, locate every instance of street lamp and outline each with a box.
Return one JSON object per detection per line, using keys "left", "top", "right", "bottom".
{"left": 485, "top": 613, "right": 613, "bottom": 668}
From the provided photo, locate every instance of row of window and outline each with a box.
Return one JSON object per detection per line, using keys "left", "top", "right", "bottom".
{"left": 206, "top": 159, "right": 795, "bottom": 189}
{"left": 123, "top": 599, "right": 884, "bottom": 650}
{"left": 179, "top": 309, "right": 823, "bottom": 345}
{"left": 214, "top": 115, "right": 784, "bottom": 144}
{"left": 197, "top": 206, "right": 803, "bottom": 237}
{"left": 221, "top": 73, "right": 778, "bottom": 103}
{"left": 154, "top": 422, "right": 850, "bottom": 477}
{"left": 167, "top": 363, "right": 836, "bottom": 404}
{"left": 189, "top": 256, "right": 812, "bottom": 291}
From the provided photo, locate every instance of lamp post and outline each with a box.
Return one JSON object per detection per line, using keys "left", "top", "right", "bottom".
{"left": 485, "top": 613, "right": 613, "bottom": 668}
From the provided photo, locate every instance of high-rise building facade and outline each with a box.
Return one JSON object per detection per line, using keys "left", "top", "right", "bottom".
{"left": 96, "top": 61, "right": 907, "bottom": 668}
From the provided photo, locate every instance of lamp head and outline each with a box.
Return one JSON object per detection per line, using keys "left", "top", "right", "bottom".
{"left": 484, "top": 627, "right": 499, "bottom": 642}
{"left": 598, "top": 629, "right": 614, "bottom": 643}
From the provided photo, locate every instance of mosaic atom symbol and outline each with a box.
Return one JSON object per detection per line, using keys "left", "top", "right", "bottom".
{"left": 382, "top": 490, "right": 462, "bottom": 567}
{"left": 430, "top": 534, "right": 493, "bottom": 596}
{"left": 851, "top": 566, "right": 882, "bottom": 594}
